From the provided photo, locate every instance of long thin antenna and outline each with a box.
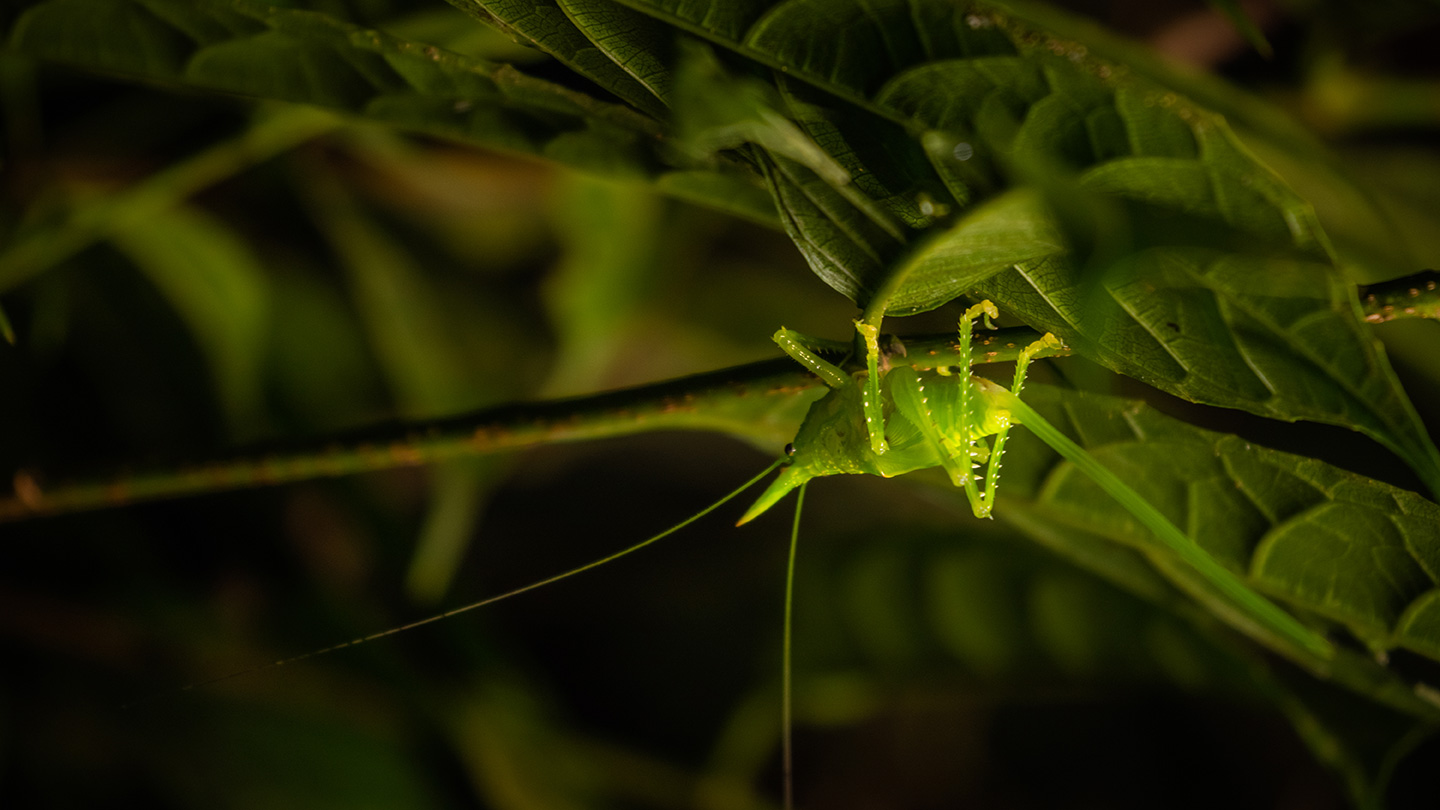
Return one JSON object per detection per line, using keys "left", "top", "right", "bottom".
{"left": 129, "top": 459, "right": 786, "bottom": 708}
{"left": 782, "top": 481, "right": 807, "bottom": 810}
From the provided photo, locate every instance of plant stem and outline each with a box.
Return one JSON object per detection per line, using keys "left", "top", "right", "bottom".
{"left": 1, "top": 328, "right": 1063, "bottom": 522}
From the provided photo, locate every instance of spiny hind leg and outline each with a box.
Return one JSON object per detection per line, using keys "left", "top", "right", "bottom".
{"left": 974, "top": 330, "right": 1064, "bottom": 517}
{"left": 889, "top": 301, "right": 1020, "bottom": 519}
{"left": 887, "top": 367, "right": 976, "bottom": 498}
{"left": 934, "top": 300, "right": 1001, "bottom": 517}
{"left": 891, "top": 376, "right": 989, "bottom": 519}
{"left": 951, "top": 300, "right": 998, "bottom": 441}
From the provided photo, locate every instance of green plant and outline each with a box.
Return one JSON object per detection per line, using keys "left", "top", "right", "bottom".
{"left": 3, "top": 1, "right": 1440, "bottom": 807}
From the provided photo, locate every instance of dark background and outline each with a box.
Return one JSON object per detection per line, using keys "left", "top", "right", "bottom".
{"left": 2, "top": 1, "right": 1440, "bottom": 807}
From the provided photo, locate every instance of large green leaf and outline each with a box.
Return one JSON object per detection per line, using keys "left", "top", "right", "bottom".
{"left": 1, "top": 0, "right": 778, "bottom": 269}
{"left": 17, "top": 0, "right": 1430, "bottom": 497}
{"left": 0, "top": 106, "right": 339, "bottom": 292}
{"left": 304, "top": 171, "right": 507, "bottom": 606}
{"left": 448, "top": 0, "right": 670, "bottom": 116}
{"left": 3, "top": 0, "right": 663, "bottom": 175}
{"left": 807, "top": 528, "right": 1242, "bottom": 687}
{"left": 974, "top": 384, "right": 1440, "bottom": 717}
{"left": 556, "top": 0, "right": 1440, "bottom": 496}
{"left": 802, "top": 526, "right": 1433, "bottom": 808}
{"left": 975, "top": 248, "right": 1436, "bottom": 502}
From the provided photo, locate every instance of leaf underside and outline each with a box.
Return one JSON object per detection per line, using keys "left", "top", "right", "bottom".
{"left": 452, "top": 0, "right": 1440, "bottom": 496}
{"left": 6, "top": 0, "right": 1440, "bottom": 727}
{"left": 989, "top": 385, "right": 1440, "bottom": 717}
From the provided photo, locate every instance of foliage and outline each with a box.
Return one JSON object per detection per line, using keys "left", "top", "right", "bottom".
{"left": 2, "top": 0, "right": 1440, "bottom": 807}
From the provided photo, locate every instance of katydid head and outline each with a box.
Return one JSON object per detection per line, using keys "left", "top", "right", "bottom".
{"left": 737, "top": 381, "right": 879, "bottom": 525}
{"left": 736, "top": 460, "right": 814, "bottom": 525}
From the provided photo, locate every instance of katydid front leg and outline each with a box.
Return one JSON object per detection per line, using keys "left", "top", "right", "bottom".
{"left": 772, "top": 328, "right": 849, "bottom": 390}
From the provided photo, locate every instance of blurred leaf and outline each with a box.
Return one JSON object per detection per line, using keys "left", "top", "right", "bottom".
{"left": 543, "top": 175, "right": 664, "bottom": 396}
{"left": 0, "top": 299, "right": 14, "bottom": 344}
{"left": 190, "top": 700, "right": 444, "bottom": 810}
{"left": 448, "top": 679, "right": 607, "bottom": 810}
{"left": 110, "top": 205, "right": 271, "bottom": 440}
{"left": 3, "top": 0, "right": 665, "bottom": 175}
{"left": 304, "top": 161, "right": 506, "bottom": 602}
{"left": 0, "top": 105, "right": 339, "bottom": 292}
{"left": 1267, "top": 668, "right": 1436, "bottom": 810}
{"left": 306, "top": 173, "right": 473, "bottom": 416}
{"left": 405, "top": 459, "right": 503, "bottom": 604}
{"left": 1205, "top": 0, "right": 1272, "bottom": 58}
{"left": 650, "top": 169, "right": 776, "bottom": 227}
{"left": 814, "top": 529, "right": 1241, "bottom": 688}
{"left": 265, "top": 272, "right": 387, "bottom": 431}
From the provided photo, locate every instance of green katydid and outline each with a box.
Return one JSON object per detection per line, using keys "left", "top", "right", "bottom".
{"left": 737, "top": 300, "right": 1336, "bottom": 807}
{"left": 741, "top": 301, "right": 1336, "bottom": 666}
{"left": 4, "top": 301, "right": 1335, "bottom": 679}
{"left": 96, "top": 299, "right": 1333, "bottom": 810}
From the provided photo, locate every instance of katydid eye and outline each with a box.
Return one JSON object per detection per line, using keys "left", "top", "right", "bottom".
{"left": 784, "top": 443, "right": 796, "bottom": 457}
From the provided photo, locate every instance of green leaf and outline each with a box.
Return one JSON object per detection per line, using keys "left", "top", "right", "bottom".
{"left": 0, "top": 105, "right": 339, "bottom": 292}
{"left": 666, "top": 43, "right": 903, "bottom": 276}
{"left": 975, "top": 248, "right": 1439, "bottom": 501}
{"left": 811, "top": 529, "right": 1242, "bottom": 687}
{"left": 0, "top": 300, "right": 15, "bottom": 345}
{"left": 759, "top": 150, "right": 904, "bottom": 307}
{"left": 543, "top": 175, "right": 666, "bottom": 395}
{"left": 592, "top": 0, "right": 1438, "bottom": 493}
{"left": 4, "top": 0, "right": 666, "bottom": 175}
{"left": 1205, "top": 1, "right": 1273, "bottom": 58}
{"left": 555, "top": 0, "right": 676, "bottom": 106}
{"left": 110, "top": 205, "right": 271, "bottom": 440}
{"left": 448, "top": 0, "right": 670, "bottom": 117}
{"left": 880, "top": 188, "right": 1065, "bottom": 316}
{"left": 987, "top": 384, "right": 1440, "bottom": 716}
